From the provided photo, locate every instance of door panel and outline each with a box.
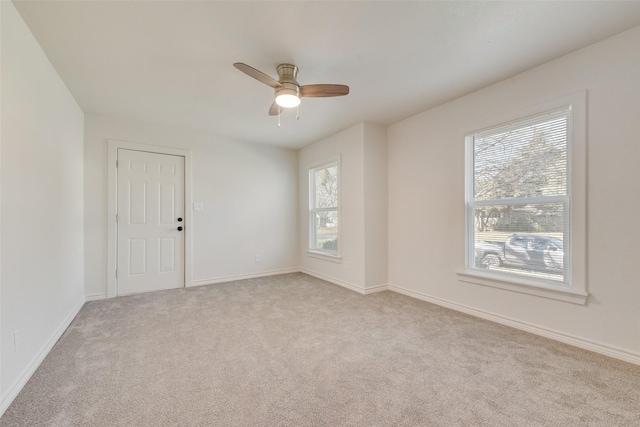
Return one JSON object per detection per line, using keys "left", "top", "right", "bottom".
{"left": 160, "top": 238, "right": 176, "bottom": 272}
{"left": 129, "top": 181, "right": 147, "bottom": 224}
{"left": 117, "top": 149, "right": 185, "bottom": 295}
{"left": 160, "top": 183, "right": 175, "bottom": 224}
{"left": 128, "top": 239, "right": 146, "bottom": 275}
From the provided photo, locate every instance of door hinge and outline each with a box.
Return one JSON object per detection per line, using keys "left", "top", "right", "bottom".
{"left": 116, "top": 214, "right": 118, "bottom": 223}
{"left": 115, "top": 270, "right": 118, "bottom": 279}
{"left": 116, "top": 160, "right": 119, "bottom": 168}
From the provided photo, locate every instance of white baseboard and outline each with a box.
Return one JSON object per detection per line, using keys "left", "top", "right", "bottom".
{"left": 299, "top": 269, "right": 389, "bottom": 295}
{"left": 0, "top": 296, "right": 86, "bottom": 416}
{"left": 190, "top": 268, "right": 300, "bottom": 287}
{"left": 85, "top": 293, "right": 107, "bottom": 301}
{"left": 388, "top": 283, "right": 640, "bottom": 366}
{"left": 300, "top": 268, "right": 366, "bottom": 294}
{"left": 363, "top": 283, "right": 389, "bottom": 294}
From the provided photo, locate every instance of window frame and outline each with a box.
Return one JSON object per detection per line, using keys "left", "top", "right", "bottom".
{"left": 307, "top": 157, "right": 341, "bottom": 262}
{"left": 458, "top": 92, "right": 587, "bottom": 304}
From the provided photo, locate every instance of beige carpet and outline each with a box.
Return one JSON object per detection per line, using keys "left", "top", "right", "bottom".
{"left": 2, "top": 273, "right": 639, "bottom": 426}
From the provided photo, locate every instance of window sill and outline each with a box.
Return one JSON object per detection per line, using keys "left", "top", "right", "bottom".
{"left": 456, "top": 269, "right": 588, "bottom": 305}
{"left": 307, "top": 250, "right": 342, "bottom": 264}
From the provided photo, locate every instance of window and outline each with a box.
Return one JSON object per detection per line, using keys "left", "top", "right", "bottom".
{"left": 309, "top": 160, "right": 339, "bottom": 256}
{"left": 461, "top": 94, "right": 587, "bottom": 303}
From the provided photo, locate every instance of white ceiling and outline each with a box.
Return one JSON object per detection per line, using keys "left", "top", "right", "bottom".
{"left": 13, "top": 1, "right": 640, "bottom": 149}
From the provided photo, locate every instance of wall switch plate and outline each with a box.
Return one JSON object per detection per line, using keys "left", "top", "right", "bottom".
{"left": 255, "top": 255, "right": 261, "bottom": 263}
{"left": 193, "top": 202, "right": 204, "bottom": 211}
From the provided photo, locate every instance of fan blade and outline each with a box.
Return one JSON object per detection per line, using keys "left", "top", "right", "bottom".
{"left": 300, "top": 84, "right": 349, "bottom": 97}
{"left": 268, "top": 102, "right": 279, "bottom": 116}
{"left": 234, "top": 63, "right": 282, "bottom": 89}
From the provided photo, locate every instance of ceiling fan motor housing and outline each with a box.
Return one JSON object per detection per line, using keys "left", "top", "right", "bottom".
{"left": 275, "top": 64, "right": 300, "bottom": 107}
{"left": 276, "top": 64, "right": 299, "bottom": 83}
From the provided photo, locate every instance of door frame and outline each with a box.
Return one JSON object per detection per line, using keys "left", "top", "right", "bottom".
{"left": 107, "top": 139, "right": 193, "bottom": 298}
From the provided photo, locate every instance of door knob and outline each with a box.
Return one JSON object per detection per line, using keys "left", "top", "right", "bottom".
{"left": 177, "top": 226, "right": 183, "bottom": 231}
{"left": 177, "top": 217, "right": 183, "bottom": 222}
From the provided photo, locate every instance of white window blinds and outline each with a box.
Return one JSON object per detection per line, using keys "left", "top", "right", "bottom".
{"left": 467, "top": 107, "right": 571, "bottom": 284}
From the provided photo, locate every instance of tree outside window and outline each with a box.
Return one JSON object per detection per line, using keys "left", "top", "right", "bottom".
{"left": 310, "top": 161, "right": 339, "bottom": 253}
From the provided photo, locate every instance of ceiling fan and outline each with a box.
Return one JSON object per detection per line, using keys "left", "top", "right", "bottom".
{"left": 233, "top": 63, "right": 349, "bottom": 117}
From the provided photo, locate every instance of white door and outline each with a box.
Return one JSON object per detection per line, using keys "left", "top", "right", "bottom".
{"left": 116, "top": 149, "right": 185, "bottom": 295}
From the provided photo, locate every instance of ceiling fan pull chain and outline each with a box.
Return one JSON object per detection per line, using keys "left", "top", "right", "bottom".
{"left": 278, "top": 105, "right": 281, "bottom": 127}
{"left": 297, "top": 105, "right": 299, "bottom": 120}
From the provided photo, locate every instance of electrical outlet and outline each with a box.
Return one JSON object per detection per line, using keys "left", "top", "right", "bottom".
{"left": 13, "top": 331, "right": 20, "bottom": 352}
{"left": 255, "top": 255, "right": 261, "bottom": 263}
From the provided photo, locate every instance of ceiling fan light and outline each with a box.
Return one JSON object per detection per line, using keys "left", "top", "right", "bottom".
{"left": 275, "top": 93, "right": 300, "bottom": 108}
{"left": 275, "top": 82, "right": 301, "bottom": 108}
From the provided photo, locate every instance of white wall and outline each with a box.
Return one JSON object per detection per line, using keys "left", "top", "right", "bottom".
{"left": 299, "top": 124, "right": 366, "bottom": 291}
{"left": 388, "top": 26, "right": 640, "bottom": 360}
{"left": 84, "top": 114, "right": 298, "bottom": 298}
{"left": 363, "top": 123, "right": 388, "bottom": 290}
{"left": 299, "top": 123, "right": 388, "bottom": 293}
{"left": 1, "top": 0, "right": 85, "bottom": 413}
